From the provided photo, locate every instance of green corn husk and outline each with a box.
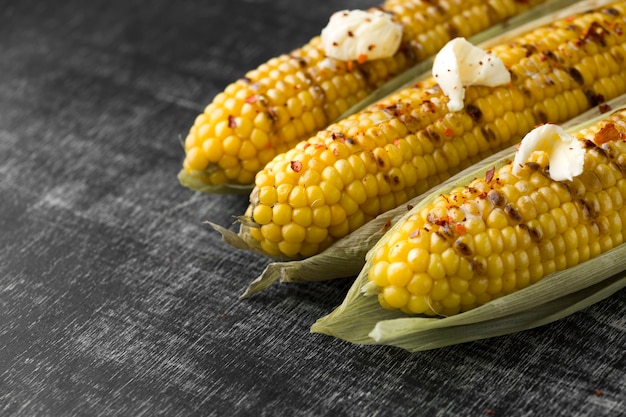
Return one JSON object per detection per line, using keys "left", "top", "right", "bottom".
{"left": 310, "top": 102, "right": 626, "bottom": 352}
{"left": 180, "top": 0, "right": 578, "bottom": 195}
{"left": 215, "top": 92, "right": 626, "bottom": 298}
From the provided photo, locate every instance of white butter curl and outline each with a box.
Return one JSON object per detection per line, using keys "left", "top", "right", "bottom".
{"left": 512, "top": 124, "right": 585, "bottom": 181}
{"left": 321, "top": 9, "right": 402, "bottom": 62}
{"left": 432, "top": 38, "right": 510, "bottom": 112}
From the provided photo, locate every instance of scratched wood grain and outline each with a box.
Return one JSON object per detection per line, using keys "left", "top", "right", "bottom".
{"left": 0, "top": 0, "right": 625, "bottom": 416}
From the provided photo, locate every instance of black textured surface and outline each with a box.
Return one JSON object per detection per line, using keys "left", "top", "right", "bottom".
{"left": 1, "top": 1, "right": 625, "bottom": 416}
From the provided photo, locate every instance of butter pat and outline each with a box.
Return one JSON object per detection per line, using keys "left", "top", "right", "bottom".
{"left": 432, "top": 38, "right": 510, "bottom": 112}
{"left": 512, "top": 124, "right": 585, "bottom": 181}
{"left": 321, "top": 9, "right": 402, "bottom": 62}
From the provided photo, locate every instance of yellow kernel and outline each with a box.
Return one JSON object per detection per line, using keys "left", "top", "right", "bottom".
{"left": 486, "top": 254, "right": 504, "bottom": 279}
{"left": 282, "top": 222, "right": 306, "bottom": 243}
{"left": 288, "top": 185, "right": 308, "bottom": 208}
{"left": 429, "top": 232, "right": 449, "bottom": 254}
{"left": 252, "top": 205, "right": 272, "bottom": 225}
{"left": 278, "top": 241, "right": 301, "bottom": 257}
{"left": 387, "top": 241, "right": 411, "bottom": 263}
{"left": 306, "top": 185, "right": 326, "bottom": 208}
{"left": 260, "top": 240, "right": 281, "bottom": 257}
{"left": 319, "top": 181, "right": 342, "bottom": 205}
{"left": 305, "top": 225, "right": 328, "bottom": 244}
{"left": 469, "top": 277, "right": 488, "bottom": 295}
{"left": 186, "top": 147, "right": 209, "bottom": 171}
{"left": 222, "top": 135, "right": 242, "bottom": 156}
{"left": 486, "top": 208, "right": 509, "bottom": 229}
{"left": 430, "top": 278, "right": 450, "bottom": 301}
{"left": 272, "top": 203, "right": 292, "bottom": 226}
{"left": 457, "top": 257, "right": 474, "bottom": 280}
{"left": 261, "top": 223, "right": 283, "bottom": 243}
{"left": 339, "top": 193, "right": 359, "bottom": 216}
{"left": 449, "top": 277, "right": 469, "bottom": 294}
{"left": 407, "top": 248, "right": 429, "bottom": 272}
{"left": 406, "top": 295, "right": 430, "bottom": 314}
{"left": 346, "top": 180, "right": 367, "bottom": 205}
{"left": 292, "top": 207, "right": 313, "bottom": 227}
{"left": 347, "top": 210, "right": 365, "bottom": 232}
{"left": 258, "top": 187, "right": 277, "bottom": 206}
{"left": 382, "top": 286, "right": 410, "bottom": 309}
{"left": 276, "top": 183, "right": 293, "bottom": 203}
{"left": 202, "top": 138, "right": 224, "bottom": 163}
{"left": 441, "top": 247, "right": 460, "bottom": 277}
{"left": 250, "top": 128, "right": 270, "bottom": 150}
{"left": 329, "top": 204, "right": 347, "bottom": 226}
{"left": 312, "top": 205, "right": 331, "bottom": 228}
{"left": 387, "top": 262, "right": 413, "bottom": 287}
{"left": 474, "top": 232, "right": 492, "bottom": 257}
{"left": 334, "top": 159, "right": 355, "bottom": 186}
{"left": 427, "top": 254, "right": 447, "bottom": 280}
{"left": 369, "top": 261, "right": 389, "bottom": 287}
{"left": 441, "top": 292, "right": 461, "bottom": 312}
{"left": 464, "top": 216, "right": 485, "bottom": 235}
{"left": 362, "top": 174, "right": 378, "bottom": 198}
{"left": 407, "top": 273, "right": 433, "bottom": 295}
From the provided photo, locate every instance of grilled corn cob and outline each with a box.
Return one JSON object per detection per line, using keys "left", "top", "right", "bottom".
{"left": 244, "top": 1, "right": 626, "bottom": 259}
{"left": 367, "top": 107, "right": 626, "bottom": 317}
{"left": 181, "top": 0, "right": 549, "bottom": 189}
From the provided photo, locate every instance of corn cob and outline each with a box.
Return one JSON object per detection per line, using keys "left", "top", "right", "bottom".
{"left": 367, "top": 107, "right": 626, "bottom": 317}
{"left": 243, "top": 2, "right": 626, "bottom": 259}
{"left": 181, "top": 0, "right": 549, "bottom": 190}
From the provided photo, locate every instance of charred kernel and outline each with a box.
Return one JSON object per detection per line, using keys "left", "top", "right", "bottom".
{"left": 487, "top": 189, "right": 506, "bottom": 207}
{"left": 504, "top": 203, "right": 523, "bottom": 223}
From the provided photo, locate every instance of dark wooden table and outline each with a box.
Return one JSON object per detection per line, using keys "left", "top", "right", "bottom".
{"left": 2, "top": 0, "right": 625, "bottom": 415}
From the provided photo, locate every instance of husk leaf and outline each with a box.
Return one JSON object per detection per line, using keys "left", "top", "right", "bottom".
{"left": 310, "top": 249, "right": 626, "bottom": 352}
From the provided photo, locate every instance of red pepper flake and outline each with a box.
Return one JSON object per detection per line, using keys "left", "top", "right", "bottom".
{"left": 290, "top": 160, "right": 302, "bottom": 172}
{"left": 455, "top": 223, "right": 466, "bottom": 235}
{"left": 245, "top": 95, "right": 257, "bottom": 104}
{"left": 407, "top": 204, "right": 414, "bottom": 211}
{"left": 595, "top": 389, "right": 603, "bottom": 396}
{"left": 357, "top": 53, "right": 368, "bottom": 64}
{"left": 347, "top": 60, "right": 354, "bottom": 72}
{"left": 485, "top": 167, "right": 495, "bottom": 183}
{"left": 444, "top": 127, "right": 455, "bottom": 137}
{"left": 594, "top": 123, "right": 621, "bottom": 144}
{"left": 486, "top": 409, "right": 496, "bottom": 415}
{"left": 228, "top": 115, "right": 237, "bottom": 128}
{"left": 599, "top": 103, "right": 612, "bottom": 113}
{"left": 394, "top": 138, "right": 401, "bottom": 146}
{"left": 582, "top": 21, "right": 609, "bottom": 45}
{"left": 381, "top": 219, "right": 392, "bottom": 233}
